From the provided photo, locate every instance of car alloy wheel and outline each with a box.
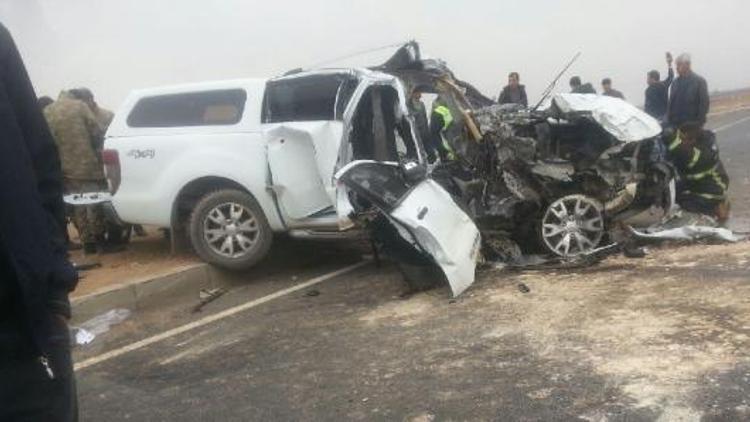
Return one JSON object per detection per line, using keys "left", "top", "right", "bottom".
{"left": 541, "top": 194, "right": 604, "bottom": 257}
{"left": 202, "top": 202, "right": 260, "bottom": 258}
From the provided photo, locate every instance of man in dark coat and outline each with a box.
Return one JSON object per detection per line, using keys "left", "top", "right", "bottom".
{"left": 601, "top": 78, "right": 625, "bottom": 99}
{"left": 569, "top": 76, "right": 596, "bottom": 94}
{"left": 0, "top": 23, "right": 78, "bottom": 421}
{"left": 644, "top": 52, "right": 674, "bottom": 121}
{"left": 498, "top": 72, "right": 528, "bottom": 107}
{"left": 668, "top": 53, "right": 710, "bottom": 127}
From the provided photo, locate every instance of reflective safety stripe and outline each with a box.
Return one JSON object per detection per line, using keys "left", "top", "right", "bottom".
{"left": 434, "top": 105, "right": 453, "bottom": 131}
{"left": 434, "top": 105, "right": 456, "bottom": 160}
{"left": 687, "top": 148, "right": 701, "bottom": 169}
{"left": 668, "top": 133, "right": 683, "bottom": 151}
{"left": 712, "top": 171, "right": 728, "bottom": 192}
{"left": 683, "top": 190, "right": 725, "bottom": 201}
{"left": 697, "top": 192, "right": 725, "bottom": 200}
{"left": 685, "top": 165, "right": 716, "bottom": 180}
{"left": 684, "top": 163, "right": 728, "bottom": 198}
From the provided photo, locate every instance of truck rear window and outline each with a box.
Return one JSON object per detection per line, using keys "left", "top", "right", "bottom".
{"left": 127, "top": 89, "right": 247, "bottom": 128}
{"left": 262, "top": 74, "right": 357, "bottom": 123}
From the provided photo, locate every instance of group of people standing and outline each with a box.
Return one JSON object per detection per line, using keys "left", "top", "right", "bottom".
{"left": 495, "top": 52, "right": 727, "bottom": 222}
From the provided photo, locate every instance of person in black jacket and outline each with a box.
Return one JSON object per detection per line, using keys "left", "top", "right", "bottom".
{"left": 569, "top": 76, "right": 596, "bottom": 94}
{"left": 668, "top": 53, "right": 710, "bottom": 128}
{"left": 0, "top": 23, "right": 78, "bottom": 422}
{"left": 644, "top": 52, "right": 674, "bottom": 121}
{"left": 497, "top": 72, "right": 528, "bottom": 107}
{"left": 601, "top": 78, "right": 625, "bottom": 99}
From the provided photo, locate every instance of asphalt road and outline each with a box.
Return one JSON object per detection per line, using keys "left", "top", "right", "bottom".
{"left": 75, "top": 110, "right": 750, "bottom": 421}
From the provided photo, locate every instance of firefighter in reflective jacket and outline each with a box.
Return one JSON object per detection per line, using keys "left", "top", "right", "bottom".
{"left": 428, "top": 97, "right": 459, "bottom": 162}
{"left": 666, "top": 122, "right": 730, "bottom": 221}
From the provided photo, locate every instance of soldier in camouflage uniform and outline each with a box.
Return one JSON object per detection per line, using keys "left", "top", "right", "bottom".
{"left": 44, "top": 91, "right": 106, "bottom": 254}
{"left": 70, "top": 88, "right": 114, "bottom": 130}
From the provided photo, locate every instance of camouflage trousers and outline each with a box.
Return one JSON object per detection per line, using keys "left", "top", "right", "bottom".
{"left": 64, "top": 179, "right": 106, "bottom": 244}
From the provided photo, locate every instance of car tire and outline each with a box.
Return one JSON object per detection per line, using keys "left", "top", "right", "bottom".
{"left": 539, "top": 194, "right": 605, "bottom": 257}
{"left": 188, "top": 189, "right": 272, "bottom": 271}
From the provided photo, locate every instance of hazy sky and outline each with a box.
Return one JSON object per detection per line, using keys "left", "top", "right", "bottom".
{"left": 1, "top": 0, "right": 748, "bottom": 110}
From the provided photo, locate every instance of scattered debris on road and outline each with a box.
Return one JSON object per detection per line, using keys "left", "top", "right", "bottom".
{"left": 191, "top": 288, "right": 227, "bottom": 313}
{"left": 71, "top": 308, "right": 131, "bottom": 346}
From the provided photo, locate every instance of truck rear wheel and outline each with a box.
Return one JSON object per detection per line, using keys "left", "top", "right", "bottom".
{"left": 188, "top": 189, "right": 272, "bottom": 270}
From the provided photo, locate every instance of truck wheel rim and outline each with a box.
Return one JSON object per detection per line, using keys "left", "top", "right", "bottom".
{"left": 541, "top": 195, "right": 604, "bottom": 257}
{"left": 203, "top": 202, "right": 259, "bottom": 258}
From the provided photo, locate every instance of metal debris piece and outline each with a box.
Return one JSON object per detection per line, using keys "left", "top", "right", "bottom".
{"left": 192, "top": 288, "right": 226, "bottom": 313}
{"left": 73, "top": 261, "right": 102, "bottom": 271}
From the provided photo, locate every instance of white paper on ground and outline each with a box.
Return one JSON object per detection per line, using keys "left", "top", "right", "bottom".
{"left": 629, "top": 225, "right": 744, "bottom": 242}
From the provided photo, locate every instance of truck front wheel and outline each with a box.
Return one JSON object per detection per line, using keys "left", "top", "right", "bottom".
{"left": 188, "top": 189, "right": 273, "bottom": 270}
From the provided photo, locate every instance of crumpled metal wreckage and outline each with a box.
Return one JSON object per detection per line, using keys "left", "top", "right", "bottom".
{"left": 333, "top": 42, "right": 739, "bottom": 297}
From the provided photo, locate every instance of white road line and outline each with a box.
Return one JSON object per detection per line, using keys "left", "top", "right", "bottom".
{"left": 74, "top": 260, "right": 370, "bottom": 371}
{"left": 714, "top": 115, "right": 750, "bottom": 133}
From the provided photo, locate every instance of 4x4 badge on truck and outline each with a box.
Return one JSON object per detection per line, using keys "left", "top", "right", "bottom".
{"left": 127, "top": 149, "right": 155, "bottom": 159}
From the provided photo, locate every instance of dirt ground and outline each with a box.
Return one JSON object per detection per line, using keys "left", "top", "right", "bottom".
{"left": 709, "top": 88, "right": 750, "bottom": 115}
{"left": 68, "top": 228, "right": 197, "bottom": 297}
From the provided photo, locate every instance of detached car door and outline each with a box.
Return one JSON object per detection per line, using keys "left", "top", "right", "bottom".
{"left": 336, "top": 161, "right": 481, "bottom": 297}
{"left": 262, "top": 73, "right": 359, "bottom": 220}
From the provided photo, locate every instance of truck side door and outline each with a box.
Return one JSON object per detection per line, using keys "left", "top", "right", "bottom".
{"left": 262, "top": 73, "right": 358, "bottom": 221}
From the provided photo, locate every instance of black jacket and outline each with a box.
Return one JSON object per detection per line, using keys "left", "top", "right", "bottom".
{"left": 668, "top": 71, "right": 709, "bottom": 127}
{"left": 0, "top": 23, "right": 76, "bottom": 356}
{"left": 603, "top": 89, "right": 625, "bottom": 100}
{"left": 498, "top": 85, "right": 528, "bottom": 107}
{"left": 644, "top": 67, "right": 674, "bottom": 120}
{"left": 571, "top": 83, "right": 596, "bottom": 94}
{"left": 666, "top": 129, "right": 728, "bottom": 213}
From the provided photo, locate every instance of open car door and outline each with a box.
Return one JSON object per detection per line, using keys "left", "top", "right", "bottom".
{"left": 336, "top": 161, "right": 481, "bottom": 297}
{"left": 262, "top": 72, "right": 359, "bottom": 221}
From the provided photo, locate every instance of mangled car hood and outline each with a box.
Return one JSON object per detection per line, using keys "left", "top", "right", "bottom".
{"left": 551, "top": 94, "right": 662, "bottom": 142}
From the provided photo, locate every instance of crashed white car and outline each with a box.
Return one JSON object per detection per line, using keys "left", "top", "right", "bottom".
{"left": 102, "top": 47, "right": 481, "bottom": 295}
{"left": 102, "top": 41, "right": 673, "bottom": 296}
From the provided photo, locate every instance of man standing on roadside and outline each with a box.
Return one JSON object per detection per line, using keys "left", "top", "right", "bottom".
{"left": 0, "top": 22, "right": 79, "bottom": 422}
{"left": 70, "top": 87, "right": 114, "bottom": 131}
{"left": 601, "top": 78, "right": 625, "bottom": 99}
{"left": 644, "top": 52, "right": 674, "bottom": 121}
{"left": 668, "top": 53, "right": 710, "bottom": 128}
{"left": 44, "top": 90, "right": 107, "bottom": 255}
{"left": 498, "top": 72, "right": 528, "bottom": 107}
{"left": 569, "top": 76, "right": 597, "bottom": 94}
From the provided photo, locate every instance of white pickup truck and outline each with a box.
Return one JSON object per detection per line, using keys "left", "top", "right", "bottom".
{"left": 102, "top": 49, "right": 481, "bottom": 295}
